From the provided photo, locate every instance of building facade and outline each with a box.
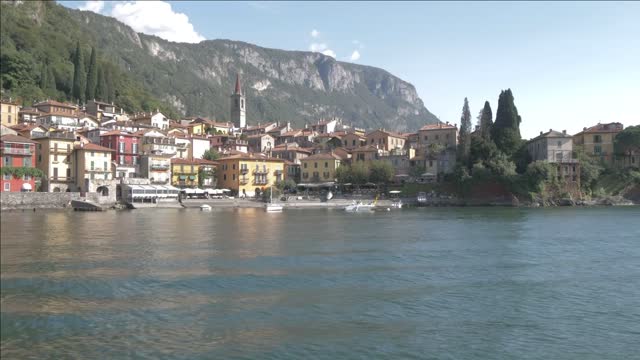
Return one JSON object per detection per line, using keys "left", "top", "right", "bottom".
{"left": 573, "top": 122, "right": 624, "bottom": 165}
{"left": 33, "top": 131, "right": 76, "bottom": 192}
{"left": 216, "top": 153, "right": 284, "bottom": 197}
{"left": 1, "top": 99, "right": 20, "bottom": 127}
{"left": 1, "top": 134, "right": 38, "bottom": 192}
{"left": 70, "top": 143, "right": 115, "bottom": 192}
{"left": 300, "top": 152, "right": 344, "bottom": 183}
{"left": 527, "top": 130, "right": 574, "bottom": 162}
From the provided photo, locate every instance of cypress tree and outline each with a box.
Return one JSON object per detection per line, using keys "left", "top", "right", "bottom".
{"left": 96, "top": 67, "right": 107, "bottom": 101}
{"left": 39, "top": 63, "right": 47, "bottom": 89}
{"left": 458, "top": 97, "right": 472, "bottom": 166}
{"left": 46, "top": 66, "right": 56, "bottom": 91}
{"left": 105, "top": 66, "right": 115, "bottom": 103}
{"left": 491, "top": 89, "right": 522, "bottom": 156}
{"left": 85, "top": 47, "right": 98, "bottom": 101}
{"left": 479, "top": 101, "right": 493, "bottom": 141}
{"left": 71, "top": 41, "right": 86, "bottom": 103}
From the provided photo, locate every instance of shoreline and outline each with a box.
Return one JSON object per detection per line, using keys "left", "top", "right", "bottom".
{"left": 2, "top": 196, "right": 637, "bottom": 212}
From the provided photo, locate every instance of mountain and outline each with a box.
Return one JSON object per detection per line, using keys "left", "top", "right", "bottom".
{"left": 0, "top": 1, "right": 439, "bottom": 131}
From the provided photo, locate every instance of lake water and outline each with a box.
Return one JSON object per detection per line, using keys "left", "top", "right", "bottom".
{"left": 1, "top": 207, "right": 639, "bottom": 359}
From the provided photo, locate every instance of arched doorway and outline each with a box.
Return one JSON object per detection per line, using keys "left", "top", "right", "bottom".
{"left": 53, "top": 187, "right": 61, "bottom": 192}
{"left": 254, "top": 187, "right": 261, "bottom": 198}
{"left": 97, "top": 186, "right": 109, "bottom": 197}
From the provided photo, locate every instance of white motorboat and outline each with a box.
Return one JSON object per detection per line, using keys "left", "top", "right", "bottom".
{"left": 200, "top": 204, "right": 212, "bottom": 211}
{"left": 391, "top": 199, "right": 403, "bottom": 209}
{"left": 344, "top": 201, "right": 374, "bottom": 212}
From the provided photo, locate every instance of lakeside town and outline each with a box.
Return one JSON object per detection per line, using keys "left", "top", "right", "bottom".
{"left": 1, "top": 73, "right": 639, "bottom": 210}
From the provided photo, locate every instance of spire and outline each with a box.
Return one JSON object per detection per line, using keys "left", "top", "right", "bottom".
{"left": 234, "top": 73, "right": 242, "bottom": 95}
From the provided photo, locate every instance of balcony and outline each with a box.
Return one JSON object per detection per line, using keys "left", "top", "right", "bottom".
{"left": 253, "top": 167, "right": 268, "bottom": 174}
{"left": 3, "top": 147, "right": 32, "bottom": 155}
{"left": 150, "top": 164, "right": 170, "bottom": 171}
{"left": 254, "top": 179, "right": 268, "bottom": 185}
{"left": 52, "top": 148, "right": 71, "bottom": 155}
{"left": 50, "top": 177, "right": 74, "bottom": 183}
{"left": 240, "top": 177, "right": 249, "bottom": 185}
{"left": 88, "top": 168, "right": 107, "bottom": 172}
{"left": 240, "top": 168, "right": 249, "bottom": 174}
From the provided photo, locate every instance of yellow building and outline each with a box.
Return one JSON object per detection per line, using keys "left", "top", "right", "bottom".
{"left": 216, "top": 153, "right": 285, "bottom": 197}
{"left": 71, "top": 143, "right": 115, "bottom": 192}
{"left": 34, "top": 131, "right": 76, "bottom": 192}
{"left": 365, "top": 129, "right": 407, "bottom": 151}
{"left": 301, "top": 152, "right": 344, "bottom": 183}
{"left": 170, "top": 158, "right": 218, "bottom": 188}
{"left": 1, "top": 98, "right": 20, "bottom": 127}
{"left": 418, "top": 123, "right": 458, "bottom": 151}
{"left": 573, "top": 122, "right": 624, "bottom": 164}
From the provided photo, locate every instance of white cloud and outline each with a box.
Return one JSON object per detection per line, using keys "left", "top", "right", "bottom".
{"left": 79, "top": 1, "right": 105, "bottom": 13}
{"left": 322, "top": 49, "right": 336, "bottom": 58}
{"left": 311, "top": 29, "right": 320, "bottom": 38}
{"left": 349, "top": 50, "right": 360, "bottom": 61}
{"left": 111, "top": 1, "right": 205, "bottom": 43}
{"left": 309, "top": 42, "right": 328, "bottom": 52}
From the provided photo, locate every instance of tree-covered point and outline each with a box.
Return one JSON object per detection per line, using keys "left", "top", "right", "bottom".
{"left": 0, "top": 1, "right": 178, "bottom": 118}
{"left": 614, "top": 125, "right": 640, "bottom": 155}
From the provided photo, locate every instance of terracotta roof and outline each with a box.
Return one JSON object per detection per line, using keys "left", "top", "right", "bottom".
{"left": 100, "top": 130, "right": 141, "bottom": 137}
{"left": 171, "top": 158, "right": 218, "bottom": 165}
{"left": 304, "top": 152, "right": 344, "bottom": 161}
{"left": 218, "top": 152, "right": 284, "bottom": 162}
{"left": 419, "top": 123, "right": 457, "bottom": 131}
{"left": 245, "top": 122, "right": 276, "bottom": 131}
{"left": 19, "top": 108, "right": 40, "bottom": 114}
{"left": 367, "top": 129, "right": 406, "bottom": 138}
{"left": 75, "top": 143, "right": 115, "bottom": 152}
{"left": 352, "top": 145, "right": 379, "bottom": 152}
{"left": 0, "top": 134, "right": 38, "bottom": 144}
{"left": 234, "top": 73, "right": 242, "bottom": 95}
{"left": 34, "top": 100, "right": 77, "bottom": 109}
{"left": 38, "top": 111, "right": 79, "bottom": 118}
{"left": 1, "top": 98, "right": 19, "bottom": 105}
{"left": 530, "top": 129, "right": 572, "bottom": 141}
{"left": 574, "top": 122, "right": 624, "bottom": 135}
{"left": 9, "top": 124, "right": 45, "bottom": 132}
{"left": 247, "top": 134, "right": 273, "bottom": 139}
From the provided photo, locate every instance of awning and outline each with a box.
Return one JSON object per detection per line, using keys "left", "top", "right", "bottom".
{"left": 179, "top": 175, "right": 187, "bottom": 180}
{"left": 189, "top": 175, "right": 197, "bottom": 180}
{"left": 21, "top": 183, "right": 32, "bottom": 190}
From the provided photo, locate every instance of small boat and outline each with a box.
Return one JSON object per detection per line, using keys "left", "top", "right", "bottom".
{"left": 344, "top": 201, "right": 374, "bottom": 212}
{"left": 391, "top": 198, "right": 403, "bottom": 209}
{"left": 265, "top": 188, "right": 283, "bottom": 212}
{"left": 200, "top": 204, "right": 212, "bottom": 211}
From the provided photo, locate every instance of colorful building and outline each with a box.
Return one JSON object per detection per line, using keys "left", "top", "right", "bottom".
{"left": 70, "top": 143, "right": 115, "bottom": 192}
{"left": 1, "top": 98, "right": 20, "bottom": 127}
{"left": 418, "top": 123, "right": 458, "bottom": 151}
{"left": 33, "top": 131, "right": 76, "bottom": 192}
{"left": 1, "top": 134, "right": 38, "bottom": 192}
{"left": 300, "top": 152, "right": 345, "bottom": 183}
{"left": 100, "top": 130, "right": 141, "bottom": 178}
{"left": 170, "top": 158, "right": 218, "bottom": 188}
{"left": 365, "top": 129, "right": 407, "bottom": 151}
{"left": 216, "top": 153, "right": 285, "bottom": 197}
{"left": 573, "top": 122, "right": 624, "bottom": 164}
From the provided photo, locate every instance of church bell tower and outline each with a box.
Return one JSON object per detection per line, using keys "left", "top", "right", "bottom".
{"left": 230, "top": 74, "right": 246, "bottom": 129}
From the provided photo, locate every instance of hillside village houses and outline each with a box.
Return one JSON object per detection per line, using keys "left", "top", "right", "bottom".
{"left": 1, "top": 73, "right": 637, "bottom": 199}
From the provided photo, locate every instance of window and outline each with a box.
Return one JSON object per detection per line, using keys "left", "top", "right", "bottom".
{"left": 233, "top": 164, "right": 236, "bottom": 170}
{"left": 557, "top": 141, "right": 562, "bottom": 148}
{"left": 8, "top": 106, "right": 12, "bottom": 112}
{"left": 424, "top": 136, "right": 428, "bottom": 141}
{"left": 435, "top": 135, "right": 439, "bottom": 140}
{"left": 3, "top": 156, "right": 10, "bottom": 166}
{"left": 3, "top": 182, "right": 9, "bottom": 191}
{"left": 104, "top": 162, "right": 108, "bottom": 171}
{"left": 119, "top": 142, "right": 125, "bottom": 153}
{"left": 223, "top": 174, "right": 227, "bottom": 181}
{"left": 3, "top": 173, "right": 10, "bottom": 180}
{"left": 132, "top": 143, "right": 138, "bottom": 154}
{"left": 594, "top": 145, "right": 602, "bottom": 155}
{"left": 594, "top": 135, "right": 602, "bottom": 143}
{"left": 314, "top": 162, "right": 318, "bottom": 168}
{"left": 446, "top": 134, "right": 450, "bottom": 139}
{"left": 304, "top": 163, "right": 307, "bottom": 168}
{"left": 429, "top": 160, "right": 433, "bottom": 167}
{"left": 370, "top": 139, "right": 374, "bottom": 144}
{"left": 91, "top": 152, "right": 95, "bottom": 157}
{"left": 352, "top": 140, "right": 356, "bottom": 146}
{"left": 91, "top": 161, "right": 95, "bottom": 170}
{"left": 232, "top": 174, "right": 236, "bottom": 181}
{"left": 325, "top": 162, "right": 328, "bottom": 168}
{"left": 7, "top": 115, "right": 11, "bottom": 124}
{"left": 119, "top": 155, "right": 124, "bottom": 164}
{"left": 104, "top": 173, "right": 108, "bottom": 180}
{"left": 53, "top": 167, "right": 58, "bottom": 180}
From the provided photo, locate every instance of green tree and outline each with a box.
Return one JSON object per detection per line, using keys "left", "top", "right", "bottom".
{"left": 39, "top": 63, "right": 47, "bottom": 89}
{"left": 369, "top": 160, "right": 395, "bottom": 184}
{"left": 614, "top": 125, "right": 640, "bottom": 156}
{"left": 351, "top": 161, "right": 370, "bottom": 184}
{"left": 202, "top": 149, "right": 220, "bottom": 161}
{"left": 458, "top": 97, "right": 472, "bottom": 167}
{"left": 85, "top": 46, "right": 98, "bottom": 101}
{"left": 491, "top": 89, "right": 522, "bottom": 156}
{"left": 469, "top": 135, "right": 499, "bottom": 165}
{"left": 71, "top": 41, "right": 86, "bottom": 103}
{"left": 479, "top": 101, "right": 493, "bottom": 140}
{"left": 575, "top": 145, "right": 604, "bottom": 192}
{"left": 276, "top": 178, "right": 297, "bottom": 192}
{"left": 96, "top": 67, "right": 107, "bottom": 101}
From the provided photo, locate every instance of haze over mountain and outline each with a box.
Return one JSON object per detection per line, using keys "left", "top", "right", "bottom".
{"left": 0, "top": 1, "right": 439, "bottom": 131}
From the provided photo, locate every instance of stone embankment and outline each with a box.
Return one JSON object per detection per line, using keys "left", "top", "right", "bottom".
{"left": 1, "top": 192, "right": 116, "bottom": 211}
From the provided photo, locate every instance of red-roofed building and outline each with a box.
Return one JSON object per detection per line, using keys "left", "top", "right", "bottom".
{"left": 1, "top": 134, "right": 38, "bottom": 192}
{"left": 100, "top": 130, "right": 141, "bottom": 178}
{"left": 418, "top": 122, "right": 458, "bottom": 150}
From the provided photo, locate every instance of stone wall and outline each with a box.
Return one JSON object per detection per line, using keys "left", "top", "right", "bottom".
{"left": 1, "top": 192, "right": 116, "bottom": 210}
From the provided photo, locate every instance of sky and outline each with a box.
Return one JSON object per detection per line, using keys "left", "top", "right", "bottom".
{"left": 63, "top": 1, "right": 640, "bottom": 138}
